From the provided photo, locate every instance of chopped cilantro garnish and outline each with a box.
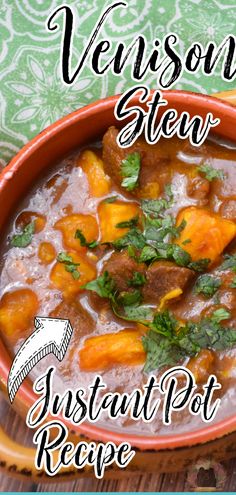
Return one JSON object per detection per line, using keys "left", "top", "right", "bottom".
{"left": 143, "top": 308, "right": 235, "bottom": 372}
{"left": 11, "top": 221, "right": 35, "bottom": 248}
{"left": 194, "top": 274, "right": 221, "bottom": 298}
{"left": 75, "top": 229, "right": 98, "bottom": 249}
{"left": 57, "top": 252, "right": 80, "bottom": 280}
{"left": 182, "top": 238, "right": 191, "bottom": 245}
{"left": 121, "top": 152, "right": 141, "bottom": 191}
{"left": 210, "top": 308, "right": 230, "bottom": 323}
{"left": 116, "top": 215, "right": 139, "bottom": 229}
{"left": 113, "top": 228, "right": 146, "bottom": 250}
{"left": 123, "top": 305, "right": 153, "bottom": 321}
{"left": 188, "top": 258, "right": 210, "bottom": 272}
{"left": 118, "top": 289, "right": 142, "bottom": 307}
{"left": 139, "top": 242, "right": 192, "bottom": 267}
{"left": 128, "top": 271, "right": 146, "bottom": 287}
{"left": 219, "top": 254, "right": 236, "bottom": 272}
{"left": 83, "top": 271, "right": 117, "bottom": 303}
{"left": 103, "top": 196, "right": 118, "bottom": 203}
{"left": 198, "top": 164, "right": 225, "bottom": 182}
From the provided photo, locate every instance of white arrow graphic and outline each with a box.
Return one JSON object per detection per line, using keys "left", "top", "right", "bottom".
{"left": 8, "top": 316, "right": 73, "bottom": 403}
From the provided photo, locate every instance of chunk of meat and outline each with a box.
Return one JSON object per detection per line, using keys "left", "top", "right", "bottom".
{"left": 220, "top": 199, "right": 236, "bottom": 222}
{"left": 103, "top": 251, "right": 145, "bottom": 292}
{"left": 142, "top": 261, "right": 194, "bottom": 305}
{"left": 77, "top": 150, "right": 111, "bottom": 197}
{"left": 175, "top": 206, "right": 236, "bottom": 264}
{"left": 0, "top": 288, "right": 38, "bottom": 336}
{"left": 98, "top": 200, "right": 140, "bottom": 243}
{"left": 50, "top": 252, "right": 96, "bottom": 299}
{"left": 187, "top": 175, "right": 210, "bottom": 205}
{"left": 79, "top": 329, "right": 145, "bottom": 371}
{"left": 50, "top": 300, "right": 94, "bottom": 337}
{"left": 102, "top": 127, "right": 170, "bottom": 195}
{"left": 55, "top": 214, "right": 98, "bottom": 252}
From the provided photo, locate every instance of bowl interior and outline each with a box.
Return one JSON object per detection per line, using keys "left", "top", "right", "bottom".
{"left": 1, "top": 90, "right": 236, "bottom": 450}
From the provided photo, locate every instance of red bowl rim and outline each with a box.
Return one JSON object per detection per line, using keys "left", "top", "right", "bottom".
{"left": 1, "top": 89, "right": 236, "bottom": 450}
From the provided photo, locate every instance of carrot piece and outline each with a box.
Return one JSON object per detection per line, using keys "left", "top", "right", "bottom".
{"left": 0, "top": 289, "right": 38, "bottom": 336}
{"left": 175, "top": 206, "right": 236, "bottom": 263}
{"left": 38, "top": 242, "right": 56, "bottom": 264}
{"left": 98, "top": 201, "right": 140, "bottom": 243}
{"left": 78, "top": 150, "right": 111, "bottom": 197}
{"left": 55, "top": 214, "right": 98, "bottom": 252}
{"left": 79, "top": 329, "right": 146, "bottom": 371}
{"left": 50, "top": 252, "right": 96, "bottom": 299}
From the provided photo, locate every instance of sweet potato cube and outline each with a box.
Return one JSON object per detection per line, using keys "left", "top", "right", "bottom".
{"left": 0, "top": 289, "right": 38, "bottom": 336}
{"left": 175, "top": 206, "right": 236, "bottom": 263}
{"left": 98, "top": 201, "right": 140, "bottom": 243}
{"left": 50, "top": 252, "right": 96, "bottom": 299}
{"left": 38, "top": 242, "right": 56, "bottom": 264}
{"left": 78, "top": 150, "right": 111, "bottom": 197}
{"left": 55, "top": 214, "right": 98, "bottom": 252}
{"left": 79, "top": 329, "right": 145, "bottom": 371}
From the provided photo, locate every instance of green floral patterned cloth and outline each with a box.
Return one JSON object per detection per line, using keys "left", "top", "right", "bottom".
{"left": 0, "top": 0, "right": 235, "bottom": 165}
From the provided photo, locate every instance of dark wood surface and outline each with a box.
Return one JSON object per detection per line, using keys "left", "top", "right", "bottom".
{"left": 1, "top": 394, "right": 236, "bottom": 492}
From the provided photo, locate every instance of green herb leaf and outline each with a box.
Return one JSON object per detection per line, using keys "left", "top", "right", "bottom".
{"left": 11, "top": 222, "right": 35, "bottom": 248}
{"left": 211, "top": 308, "right": 231, "bottom": 323}
{"left": 182, "top": 238, "right": 191, "bottom": 245}
{"left": 113, "top": 228, "right": 146, "bottom": 250}
{"left": 121, "top": 152, "right": 141, "bottom": 191}
{"left": 83, "top": 271, "right": 116, "bottom": 302}
{"left": 116, "top": 215, "right": 139, "bottom": 229}
{"left": 188, "top": 258, "right": 210, "bottom": 272}
{"left": 124, "top": 305, "right": 153, "bottom": 321}
{"left": 194, "top": 274, "right": 221, "bottom": 298}
{"left": 198, "top": 164, "right": 226, "bottom": 182}
{"left": 75, "top": 229, "right": 98, "bottom": 249}
{"left": 57, "top": 251, "right": 80, "bottom": 280}
{"left": 103, "top": 196, "right": 118, "bottom": 203}
{"left": 128, "top": 271, "right": 146, "bottom": 287}
{"left": 139, "top": 245, "right": 158, "bottom": 263}
{"left": 143, "top": 332, "right": 184, "bottom": 373}
{"left": 118, "top": 289, "right": 142, "bottom": 307}
{"left": 219, "top": 254, "right": 236, "bottom": 272}
{"left": 142, "top": 308, "right": 235, "bottom": 372}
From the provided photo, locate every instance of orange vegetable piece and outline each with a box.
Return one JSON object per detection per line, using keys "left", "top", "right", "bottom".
{"left": 98, "top": 200, "right": 140, "bottom": 243}
{"left": 0, "top": 289, "right": 38, "bottom": 336}
{"left": 79, "top": 329, "right": 145, "bottom": 371}
{"left": 78, "top": 150, "right": 111, "bottom": 197}
{"left": 16, "top": 210, "right": 46, "bottom": 233}
{"left": 55, "top": 214, "right": 98, "bottom": 252}
{"left": 187, "top": 349, "right": 215, "bottom": 383}
{"left": 50, "top": 252, "right": 96, "bottom": 299}
{"left": 137, "top": 182, "right": 160, "bottom": 199}
{"left": 175, "top": 206, "right": 236, "bottom": 263}
{"left": 38, "top": 242, "right": 56, "bottom": 264}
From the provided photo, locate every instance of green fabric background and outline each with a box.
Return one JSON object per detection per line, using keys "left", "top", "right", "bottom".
{"left": 0, "top": 0, "right": 235, "bottom": 165}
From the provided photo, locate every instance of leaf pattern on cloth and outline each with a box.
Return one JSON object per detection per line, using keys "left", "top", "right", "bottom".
{"left": 0, "top": 0, "right": 235, "bottom": 166}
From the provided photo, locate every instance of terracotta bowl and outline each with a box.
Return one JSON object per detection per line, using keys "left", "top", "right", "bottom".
{"left": 1, "top": 90, "right": 236, "bottom": 482}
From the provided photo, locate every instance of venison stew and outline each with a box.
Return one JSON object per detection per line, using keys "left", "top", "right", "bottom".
{"left": 1, "top": 123, "right": 236, "bottom": 437}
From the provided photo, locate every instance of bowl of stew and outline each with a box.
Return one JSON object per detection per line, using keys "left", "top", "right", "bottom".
{"left": 1, "top": 90, "right": 236, "bottom": 477}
